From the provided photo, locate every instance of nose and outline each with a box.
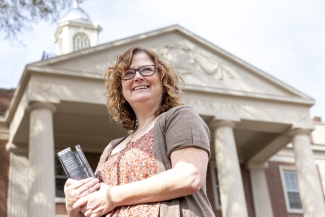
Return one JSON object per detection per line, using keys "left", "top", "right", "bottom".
{"left": 133, "top": 70, "right": 144, "bottom": 80}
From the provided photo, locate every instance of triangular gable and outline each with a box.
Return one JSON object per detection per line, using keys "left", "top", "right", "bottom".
{"left": 29, "top": 25, "right": 314, "bottom": 104}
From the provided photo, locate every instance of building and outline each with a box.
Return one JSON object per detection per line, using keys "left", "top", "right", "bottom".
{"left": 0, "top": 3, "right": 325, "bottom": 217}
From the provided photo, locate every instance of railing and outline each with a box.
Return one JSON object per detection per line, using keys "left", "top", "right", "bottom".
{"left": 41, "top": 51, "right": 56, "bottom": 60}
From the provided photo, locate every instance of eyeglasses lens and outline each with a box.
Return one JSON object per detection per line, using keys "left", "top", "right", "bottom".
{"left": 122, "top": 65, "right": 155, "bottom": 80}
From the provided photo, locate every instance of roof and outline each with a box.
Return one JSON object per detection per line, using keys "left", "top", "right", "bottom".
{"left": 60, "top": 6, "right": 92, "bottom": 24}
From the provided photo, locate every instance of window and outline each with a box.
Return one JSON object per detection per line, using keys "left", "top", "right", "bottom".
{"left": 210, "top": 161, "right": 221, "bottom": 209}
{"left": 55, "top": 156, "right": 67, "bottom": 198}
{"left": 73, "top": 33, "right": 90, "bottom": 51}
{"left": 279, "top": 166, "right": 303, "bottom": 213}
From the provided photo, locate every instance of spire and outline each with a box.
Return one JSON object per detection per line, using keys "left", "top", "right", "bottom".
{"left": 73, "top": 0, "right": 78, "bottom": 8}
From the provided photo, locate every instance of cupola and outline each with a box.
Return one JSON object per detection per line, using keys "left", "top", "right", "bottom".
{"left": 53, "top": 0, "right": 102, "bottom": 55}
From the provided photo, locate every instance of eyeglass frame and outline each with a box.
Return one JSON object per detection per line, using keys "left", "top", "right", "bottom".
{"left": 120, "top": 64, "right": 157, "bottom": 80}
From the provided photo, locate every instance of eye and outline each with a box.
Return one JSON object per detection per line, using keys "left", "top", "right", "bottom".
{"left": 141, "top": 66, "right": 154, "bottom": 72}
{"left": 124, "top": 70, "right": 135, "bottom": 75}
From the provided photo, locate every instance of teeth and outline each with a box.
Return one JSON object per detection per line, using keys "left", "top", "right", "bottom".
{"left": 133, "top": 86, "right": 149, "bottom": 91}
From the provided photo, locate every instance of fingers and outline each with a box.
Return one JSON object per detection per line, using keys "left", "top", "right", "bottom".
{"left": 73, "top": 194, "right": 90, "bottom": 209}
{"left": 74, "top": 177, "right": 99, "bottom": 189}
{"left": 77, "top": 179, "right": 99, "bottom": 197}
{"left": 90, "top": 212, "right": 102, "bottom": 217}
{"left": 86, "top": 183, "right": 100, "bottom": 195}
{"left": 65, "top": 178, "right": 99, "bottom": 197}
{"left": 80, "top": 204, "right": 86, "bottom": 214}
{"left": 84, "top": 208, "right": 102, "bottom": 217}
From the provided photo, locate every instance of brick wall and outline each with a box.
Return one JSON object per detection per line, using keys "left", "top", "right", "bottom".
{"left": 56, "top": 151, "right": 102, "bottom": 215}
{"left": 266, "top": 161, "right": 303, "bottom": 217}
{"left": 56, "top": 203, "right": 68, "bottom": 215}
{"left": 0, "top": 140, "right": 10, "bottom": 217}
{"left": 0, "top": 88, "right": 15, "bottom": 115}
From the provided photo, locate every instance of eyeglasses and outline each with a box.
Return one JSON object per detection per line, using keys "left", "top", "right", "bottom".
{"left": 121, "top": 65, "right": 156, "bottom": 80}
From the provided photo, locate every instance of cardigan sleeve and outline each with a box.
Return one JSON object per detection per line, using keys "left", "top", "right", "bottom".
{"left": 164, "top": 106, "right": 211, "bottom": 158}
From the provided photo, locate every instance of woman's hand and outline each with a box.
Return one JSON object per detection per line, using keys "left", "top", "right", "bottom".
{"left": 75, "top": 183, "right": 116, "bottom": 217}
{"left": 64, "top": 177, "right": 100, "bottom": 217}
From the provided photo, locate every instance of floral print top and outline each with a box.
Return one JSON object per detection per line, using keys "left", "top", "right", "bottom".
{"left": 96, "top": 128, "right": 160, "bottom": 217}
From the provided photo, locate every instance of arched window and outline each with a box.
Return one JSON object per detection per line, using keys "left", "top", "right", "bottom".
{"left": 73, "top": 33, "right": 90, "bottom": 51}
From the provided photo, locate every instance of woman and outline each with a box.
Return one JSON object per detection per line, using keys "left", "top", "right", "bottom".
{"left": 64, "top": 47, "right": 215, "bottom": 217}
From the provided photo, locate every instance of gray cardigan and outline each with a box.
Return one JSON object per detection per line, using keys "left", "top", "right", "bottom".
{"left": 97, "top": 106, "right": 215, "bottom": 217}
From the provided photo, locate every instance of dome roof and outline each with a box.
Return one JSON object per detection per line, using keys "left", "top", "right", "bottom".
{"left": 60, "top": 7, "right": 91, "bottom": 23}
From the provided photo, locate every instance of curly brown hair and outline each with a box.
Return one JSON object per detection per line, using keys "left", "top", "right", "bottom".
{"left": 104, "top": 46, "right": 184, "bottom": 130}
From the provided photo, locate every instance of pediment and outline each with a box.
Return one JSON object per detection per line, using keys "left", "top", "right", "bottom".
{"left": 30, "top": 25, "right": 313, "bottom": 104}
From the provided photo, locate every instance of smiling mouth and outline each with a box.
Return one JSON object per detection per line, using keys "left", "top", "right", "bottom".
{"left": 133, "top": 85, "right": 149, "bottom": 91}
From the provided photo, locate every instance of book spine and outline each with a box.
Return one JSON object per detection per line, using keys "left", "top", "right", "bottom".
{"left": 75, "top": 145, "right": 95, "bottom": 177}
{"left": 57, "top": 147, "right": 87, "bottom": 180}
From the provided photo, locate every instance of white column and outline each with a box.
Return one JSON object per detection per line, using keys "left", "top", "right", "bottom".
{"left": 246, "top": 163, "right": 274, "bottom": 217}
{"left": 211, "top": 120, "right": 248, "bottom": 217}
{"left": 290, "top": 129, "right": 325, "bottom": 217}
{"left": 27, "top": 103, "right": 56, "bottom": 217}
{"left": 7, "top": 152, "right": 29, "bottom": 217}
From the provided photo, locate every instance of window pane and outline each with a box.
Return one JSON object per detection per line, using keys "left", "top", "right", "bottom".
{"left": 284, "top": 171, "right": 299, "bottom": 191}
{"left": 214, "top": 168, "right": 221, "bottom": 206}
{"left": 288, "top": 192, "right": 302, "bottom": 209}
{"left": 56, "top": 178, "right": 67, "bottom": 198}
{"left": 56, "top": 166, "right": 65, "bottom": 176}
{"left": 283, "top": 170, "right": 302, "bottom": 210}
{"left": 73, "top": 33, "right": 90, "bottom": 51}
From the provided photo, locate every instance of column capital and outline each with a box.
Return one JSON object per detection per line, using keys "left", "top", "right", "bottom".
{"left": 27, "top": 102, "right": 56, "bottom": 113}
{"left": 288, "top": 128, "right": 312, "bottom": 138}
{"left": 6, "top": 142, "right": 28, "bottom": 155}
{"left": 246, "top": 162, "right": 268, "bottom": 171}
{"left": 209, "top": 119, "right": 236, "bottom": 130}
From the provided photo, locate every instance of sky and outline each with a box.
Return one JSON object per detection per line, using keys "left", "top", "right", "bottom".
{"left": 0, "top": 0, "right": 324, "bottom": 119}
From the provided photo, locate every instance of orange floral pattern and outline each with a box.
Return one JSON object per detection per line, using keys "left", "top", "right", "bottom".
{"left": 96, "top": 129, "right": 160, "bottom": 217}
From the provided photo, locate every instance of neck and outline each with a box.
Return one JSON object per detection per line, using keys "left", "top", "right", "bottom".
{"left": 132, "top": 103, "right": 160, "bottom": 129}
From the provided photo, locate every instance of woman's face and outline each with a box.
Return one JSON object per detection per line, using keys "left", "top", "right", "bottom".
{"left": 122, "top": 52, "right": 163, "bottom": 110}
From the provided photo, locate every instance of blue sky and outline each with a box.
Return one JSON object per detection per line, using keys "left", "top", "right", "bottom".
{"left": 0, "top": 0, "right": 324, "bottom": 119}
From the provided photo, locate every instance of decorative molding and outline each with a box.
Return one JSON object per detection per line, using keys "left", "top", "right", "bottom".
{"left": 292, "top": 109, "right": 313, "bottom": 126}
{"left": 27, "top": 102, "right": 57, "bottom": 113}
{"left": 55, "top": 197, "right": 66, "bottom": 203}
{"left": 183, "top": 98, "right": 245, "bottom": 113}
{"left": 38, "top": 81, "right": 52, "bottom": 92}
{"left": 6, "top": 142, "right": 28, "bottom": 154}
{"left": 160, "top": 40, "right": 235, "bottom": 79}
{"left": 0, "top": 131, "right": 9, "bottom": 140}
{"left": 246, "top": 162, "right": 269, "bottom": 171}
{"left": 209, "top": 119, "right": 236, "bottom": 130}
{"left": 288, "top": 128, "right": 312, "bottom": 137}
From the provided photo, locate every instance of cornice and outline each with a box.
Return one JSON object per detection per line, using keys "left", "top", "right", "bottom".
{"left": 25, "top": 65, "right": 315, "bottom": 107}
{"left": 184, "top": 84, "right": 314, "bottom": 106}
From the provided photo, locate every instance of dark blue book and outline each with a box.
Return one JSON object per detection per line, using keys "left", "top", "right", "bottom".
{"left": 57, "top": 145, "right": 95, "bottom": 180}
